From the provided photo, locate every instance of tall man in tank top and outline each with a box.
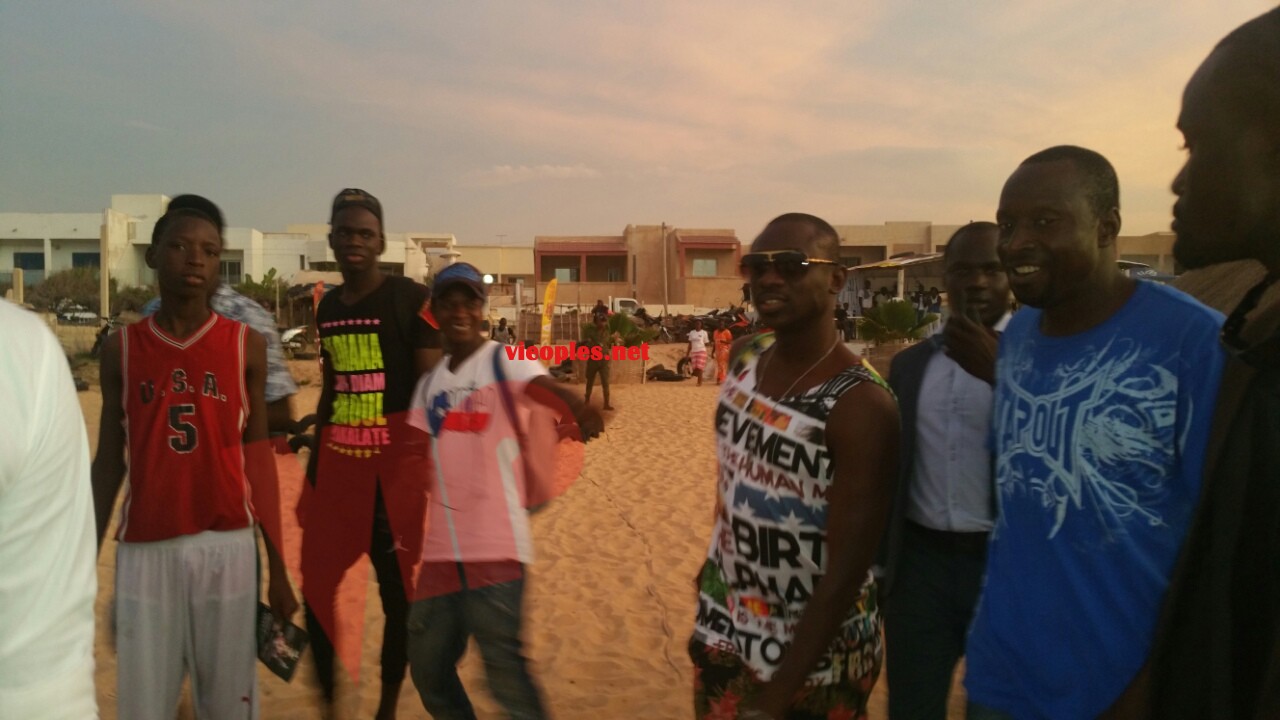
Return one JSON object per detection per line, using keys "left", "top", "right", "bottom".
{"left": 91, "top": 196, "right": 298, "bottom": 719}
{"left": 302, "top": 189, "right": 441, "bottom": 719}
{"left": 691, "top": 213, "right": 899, "bottom": 720}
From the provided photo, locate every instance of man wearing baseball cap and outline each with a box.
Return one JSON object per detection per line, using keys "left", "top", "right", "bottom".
{"left": 302, "top": 188, "right": 441, "bottom": 719}
{"left": 405, "top": 262, "right": 604, "bottom": 718}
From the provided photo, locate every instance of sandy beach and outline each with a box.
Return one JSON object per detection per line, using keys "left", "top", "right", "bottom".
{"left": 79, "top": 349, "right": 965, "bottom": 719}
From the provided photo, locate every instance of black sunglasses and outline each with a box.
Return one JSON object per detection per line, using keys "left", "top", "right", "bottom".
{"left": 740, "top": 250, "right": 840, "bottom": 281}
{"left": 1220, "top": 272, "right": 1280, "bottom": 368}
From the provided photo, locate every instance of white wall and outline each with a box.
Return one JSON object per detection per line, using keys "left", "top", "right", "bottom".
{"left": 109, "top": 195, "right": 167, "bottom": 222}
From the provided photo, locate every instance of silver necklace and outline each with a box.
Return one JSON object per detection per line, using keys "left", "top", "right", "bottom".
{"left": 758, "top": 338, "right": 841, "bottom": 399}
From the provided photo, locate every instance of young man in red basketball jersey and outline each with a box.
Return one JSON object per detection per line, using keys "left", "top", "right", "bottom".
{"left": 92, "top": 195, "right": 298, "bottom": 719}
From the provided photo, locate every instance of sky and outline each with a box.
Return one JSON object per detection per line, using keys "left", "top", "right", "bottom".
{"left": 2, "top": 1, "right": 1274, "bottom": 244}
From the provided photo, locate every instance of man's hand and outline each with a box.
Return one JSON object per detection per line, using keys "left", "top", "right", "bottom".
{"left": 942, "top": 313, "right": 999, "bottom": 385}
{"left": 267, "top": 571, "right": 299, "bottom": 624}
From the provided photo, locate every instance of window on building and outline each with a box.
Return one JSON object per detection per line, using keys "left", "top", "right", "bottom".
{"left": 692, "top": 258, "right": 718, "bottom": 277}
{"left": 220, "top": 260, "right": 243, "bottom": 285}
{"left": 13, "top": 252, "right": 44, "bottom": 271}
{"left": 72, "top": 252, "right": 100, "bottom": 269}
{"left": 607, "top": 267, "right": 623, "bottom": 281}
{"left": 12, "top": 252, "right": 45, "bottom": 285}
{"left": 554, "top": 267, "right": 579, "bottom": 283}
{"left": 299, "top": 254, "right": 307, "bottom": 270}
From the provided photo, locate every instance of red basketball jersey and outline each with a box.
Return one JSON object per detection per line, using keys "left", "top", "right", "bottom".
{"left": 117, "top": 313, "right": 255, "bottom": 542}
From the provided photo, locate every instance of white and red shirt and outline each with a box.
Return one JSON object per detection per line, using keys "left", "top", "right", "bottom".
{"left": 409, "top": 341, "right": 546, "bottom": 565}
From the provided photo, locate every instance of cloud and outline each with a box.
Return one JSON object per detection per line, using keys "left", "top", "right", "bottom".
{"left": 463, "top": 164, "right": 602, "bottom": 188}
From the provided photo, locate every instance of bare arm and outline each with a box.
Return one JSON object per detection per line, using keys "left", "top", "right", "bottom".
{"left": 751, "top": 381, "right": 899, "bottom": 717}
{"left": 266, "top": 397, "right": 294, "bottom": 435}
{"left": 526, "top": 375, "right": 604, "bottom": 441}
{"left": 415, "top": 347, "right": 442, "bottom": 378}
{"left": 245, "top": 330, "right": 299, "bottom": 622}
{"left": 91, "top": 332, "right": 126, "bottom": 552}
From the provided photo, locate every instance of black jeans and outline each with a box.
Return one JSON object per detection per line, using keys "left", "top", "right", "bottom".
{"left": 884, "top": 521, "right": 988, "bottom": 720}
{"left": 407, "top": 578, "right": 546, "bottom": 720}
{"left": 304, "top": 488, "right": 409, "bottom": 701}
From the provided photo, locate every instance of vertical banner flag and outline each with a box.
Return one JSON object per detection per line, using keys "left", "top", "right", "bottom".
{"left": 540, "top": 279, "right": 558, "bottom": 365}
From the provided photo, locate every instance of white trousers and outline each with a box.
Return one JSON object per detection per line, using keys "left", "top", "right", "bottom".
{"left": 115, "top": 528, "right": 258, "bottom": 720}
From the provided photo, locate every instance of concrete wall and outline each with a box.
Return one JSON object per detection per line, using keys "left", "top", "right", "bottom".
{"left": 534, "top": 281, "right": 632, "bottom": 308}
{"left": 628, "top": 225, "right": 669, "bottom": 307}
{"left": 454, "top": 245, "right": 534, "bottom": 281}
{"left": 110, "top": 195, "right": 167, "bottom": 223}
{"left": 683, "top": 277, "right": 744, "bottom": 308}
{"left": 1117, "top": 232, "right": 1175, "bottom": 273}
{"left": 585, "top": 254, "right": 626, "bottom": 282}
{"left": 104, "top": 208, "right": 141, "bottom": 287}
{"left": 49, "top": 239, "right": 100, "bottom": 268}
{"left": 0, "top": 212, "right": 102, "bottom": 241}
{"left": 834, "top": 221, "right": 963, "bottom": 258}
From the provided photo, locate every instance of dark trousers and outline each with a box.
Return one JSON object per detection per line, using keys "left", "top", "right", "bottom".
{"left": 585, "top": 361, "right": 609, "bottom": 406}
{"left": 407, "top": 578, "right": 546, "bottom": 720}
{"left": 884, "top": 521, "right": 988, "bottom": 720}
{"left": 304, "top": 488, "right": 410, "bottom": 701}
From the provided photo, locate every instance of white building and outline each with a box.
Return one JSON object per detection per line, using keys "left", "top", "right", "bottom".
{"left": 1, "top": 195, "right": 459, "bottom": 310}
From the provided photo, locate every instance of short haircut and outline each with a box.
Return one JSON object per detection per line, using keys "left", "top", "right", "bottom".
{"left": 943, "top": 221, "right": 999, "bottom": 263}
{"left": 765, "top": 213, "right": 840, "bottom": 259}
{"left": 1214, "top": 8, "right": 1280, "bottom": 129}
{"left": 1020, "top": 145, "right": 1119, "bottom": 218}
{"left": 151, "top": 194, "right": 224, "bottom": 245}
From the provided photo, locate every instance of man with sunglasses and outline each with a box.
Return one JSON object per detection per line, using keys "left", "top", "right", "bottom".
{"left": 878, "top": 222, "right": 1009, "bottom": 720}
{"left": 302, "top": 188, "right": 442, "bottom": 720}
{"left": 1146, "top": 10, "right": 1280, "bottom": 719}
{"left": 963, "top": 147, "right": 1227, "bottom": 720}
{"left": 691, "top": 214, "right": 898, "bottom": 720}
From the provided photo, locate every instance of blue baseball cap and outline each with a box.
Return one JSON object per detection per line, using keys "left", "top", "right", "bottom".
{"left": 432, "top": 262, "right": 487, "bottom": 301}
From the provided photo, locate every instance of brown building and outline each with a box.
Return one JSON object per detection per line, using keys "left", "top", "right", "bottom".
{"left": 835, "top": 221, "right": 1177, "bottom": 274}
{"left": 534, "top": 225, "right": 741, "bottom": 310}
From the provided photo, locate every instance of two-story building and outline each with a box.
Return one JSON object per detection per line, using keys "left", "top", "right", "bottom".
{"left": 1, "top": 195, "right": 460, "bottom": 312}
{"left": 533, "top": 225, "right": 742, "bottom": 311}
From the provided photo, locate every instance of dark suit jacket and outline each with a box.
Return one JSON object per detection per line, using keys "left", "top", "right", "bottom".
{"left": 876, "top": 335, "right": 944, "bottom": 600}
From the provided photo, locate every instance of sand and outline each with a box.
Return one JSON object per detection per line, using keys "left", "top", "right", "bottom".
{"left": 79, "top": 356, "right": 966, "bottom": 719}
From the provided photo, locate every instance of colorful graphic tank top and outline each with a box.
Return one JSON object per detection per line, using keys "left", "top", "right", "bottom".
{"left": 693, "top": 333, "right": 884, "bottom": 684}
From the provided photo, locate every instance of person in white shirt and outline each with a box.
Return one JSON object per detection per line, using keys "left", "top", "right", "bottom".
{"left": 0, "top": 299, "right": 98, "bottom": 719}
{"left": 404, "top": 263, "right": 603, "bottom": 719}
{"left": 878, "top": 223, "right": 1011, "bottom": 720}
{"left": 857, "top": 279, "right": 874, "bottom": 317}
{"left": 686, "top": 319, "right": 710, "bottom": 386}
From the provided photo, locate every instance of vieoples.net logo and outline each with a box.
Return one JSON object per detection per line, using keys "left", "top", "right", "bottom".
{"left": 505, "top": 342, "right": 651, "bottom": 364}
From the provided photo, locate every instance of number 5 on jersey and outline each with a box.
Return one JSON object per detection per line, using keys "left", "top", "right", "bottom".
{"left": 169, "top": 404, "right": 198, "bottom": 453}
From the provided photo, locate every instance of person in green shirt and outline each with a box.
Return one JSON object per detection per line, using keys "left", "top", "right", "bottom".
{"left": 583, "top": 313, "right": 619, "bottom": 410}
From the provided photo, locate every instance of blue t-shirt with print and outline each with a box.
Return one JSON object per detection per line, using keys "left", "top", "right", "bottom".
{"left": 964, "top": 281, "right": 1226, "bottom": 720}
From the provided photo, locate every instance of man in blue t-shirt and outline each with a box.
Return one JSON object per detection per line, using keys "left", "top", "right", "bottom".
{"left": 964, "top": 146, "right": 1227, "bottom": 720}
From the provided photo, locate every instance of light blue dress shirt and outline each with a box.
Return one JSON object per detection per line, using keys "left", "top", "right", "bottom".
{"left": 904, "top": 313, "right": 1009, "bottom": 533}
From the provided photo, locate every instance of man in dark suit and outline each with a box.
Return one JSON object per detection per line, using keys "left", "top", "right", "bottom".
{"left": 879, "top": 222, "right": 1010, "bottom": 720}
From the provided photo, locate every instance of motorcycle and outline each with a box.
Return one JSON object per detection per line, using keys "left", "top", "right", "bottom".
{"left": 280, "top": 326, "right": 312, "bottom": 358}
